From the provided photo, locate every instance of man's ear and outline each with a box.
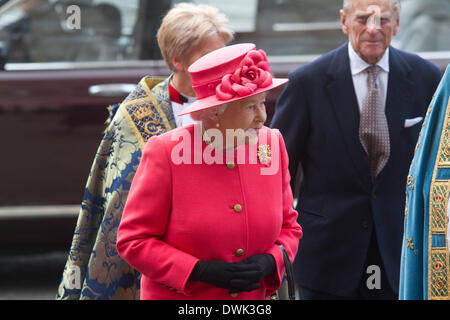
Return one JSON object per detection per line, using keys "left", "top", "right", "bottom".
{"left": 393, "top": 14, "right": 400, "bottom": 36}
{"left": 340, "top": 9, "right": 349, "bottom": 35}
{"left": 171, "top": 56, "right": 185, "bottom": 72}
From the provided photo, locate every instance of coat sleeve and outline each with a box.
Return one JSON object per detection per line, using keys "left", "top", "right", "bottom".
{"left": 116, "top": 135, "right": 199, "bottom": 296}
{"left": 261, "top": 129, "right": 303, "bottom": 296}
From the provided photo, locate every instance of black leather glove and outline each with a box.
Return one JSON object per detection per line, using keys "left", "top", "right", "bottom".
{"left": 228, "top": 278, "right": 261, "bottom": 294}
{"left": 239, "top": 254, "right": 276, "bottom": 280}
{"left": 190, "top": 260, "right": 262, "bottom": 290}
{"left": 228, "top": 254, "right": 276, "bottom": 294}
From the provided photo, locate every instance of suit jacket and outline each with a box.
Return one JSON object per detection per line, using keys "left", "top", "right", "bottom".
{"left": 270, "top": 43, "right": 442, "bottom": 296}
{"left": 116, "top": 124, "right": 302, "bottom": 300}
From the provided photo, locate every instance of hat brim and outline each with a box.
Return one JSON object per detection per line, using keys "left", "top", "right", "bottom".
{"left": 178, "top": 78, "right": 288, "bottom": 116}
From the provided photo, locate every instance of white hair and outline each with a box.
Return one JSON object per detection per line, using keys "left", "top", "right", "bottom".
{"left": 189, "top": 103, "right": 229, "bottom": 123}
{"left": 342, "top": 0, "right": 401, "bottom": 16}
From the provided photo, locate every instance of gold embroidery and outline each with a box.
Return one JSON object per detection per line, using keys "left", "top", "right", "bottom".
{"left": 407, "top": 175, "right": 415, "bottom": 191}
{"left": 407, "top": 238, "right": 414, "bottom": 250}
{"left": 428, "top": 96, "right": 450, "bottom": 300}
{"left": 430, "top": 250, "right": 449, "bottom": 299}
{"left": 144, "top": 120, "right": 164, "bottom": 136}
{"left": 132, "top": 106, "right": 155, "bottom": 121}
{"left": 438, "top": 115, "right": 450, "bottom": 166}
{"left": 121, "top": 77, "right": 174, "bottom": 151}
{"left": 430, "top": 183, "right": 447, "bottom": 231}
{"left": 406, "top": 237, "right": 418, "bottom": 254}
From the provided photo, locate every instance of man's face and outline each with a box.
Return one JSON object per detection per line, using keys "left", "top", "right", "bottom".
{"left": 340, "top": 0, "right": 400, "bottom": 64}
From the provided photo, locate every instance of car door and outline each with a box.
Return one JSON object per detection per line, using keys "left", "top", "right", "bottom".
{"left": 0, "top": 0, "right": 172, "bottom": 207}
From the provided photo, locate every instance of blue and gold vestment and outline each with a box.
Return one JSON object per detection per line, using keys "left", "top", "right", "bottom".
{"left": 400, "top": 65, "right": 450, "bottom": 300}
{"left": 56, "top": 76, "right": 176, "bottom": 299}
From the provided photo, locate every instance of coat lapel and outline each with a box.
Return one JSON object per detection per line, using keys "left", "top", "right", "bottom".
{"left": 381, "top": 46, "right": 413, "bottom": 174}
{"left": 325, "top": 44, "right": 372, "bottom": 188}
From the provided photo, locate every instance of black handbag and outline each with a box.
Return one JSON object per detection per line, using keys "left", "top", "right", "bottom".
{"left": 279, "top": 244, "right": 296, "bottom": 300}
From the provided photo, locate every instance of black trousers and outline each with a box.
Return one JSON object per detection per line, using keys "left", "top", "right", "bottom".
{"left": 298, "top": 230, "right": 397, "bottom": 300}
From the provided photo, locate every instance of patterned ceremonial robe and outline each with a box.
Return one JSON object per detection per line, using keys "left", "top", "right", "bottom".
{"left": 400, "top": 65, "right": 450, "bottom": 300}
{"left": 56, "top": 76, "right": 176, "bottom": 299}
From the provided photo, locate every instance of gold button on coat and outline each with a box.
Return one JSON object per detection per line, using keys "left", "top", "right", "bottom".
{"left": 226, "top": 163, "right": 236, "bottom": 169}
{"left": 230, "top": 293, "right": 238, "bottom": 298}
{"left": 233, "top": 204, "right": 242, "bottom": 213}
{"left": 236, "top": 248, "right": 244, "bottom": 256}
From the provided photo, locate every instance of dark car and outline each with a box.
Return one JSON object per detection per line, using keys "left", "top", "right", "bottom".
{"left": 0, "top": 0, "right": 448, "bottom": 250}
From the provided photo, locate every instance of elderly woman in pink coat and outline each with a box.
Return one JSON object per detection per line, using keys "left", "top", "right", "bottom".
{"left": 116, "top": 43, "right": 302, "bottom": 300}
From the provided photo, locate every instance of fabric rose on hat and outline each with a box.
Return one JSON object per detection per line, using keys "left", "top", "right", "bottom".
{"left": 216, "top": 49, "right": 273, "bottom": 100}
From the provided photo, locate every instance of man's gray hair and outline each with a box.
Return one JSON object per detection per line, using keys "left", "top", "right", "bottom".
{"left": 342, "top": 0, "right": 401, "bottom": 16}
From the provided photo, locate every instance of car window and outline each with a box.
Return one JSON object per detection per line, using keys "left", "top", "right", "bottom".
{"left": 0, "top": 0, "right": 448, "bottom": 69}
{"left": 187, "top": 0, "right": 450, "bottom": 56}
{"left": 0, "top": 0, "right": 140, "bottom": 64}
{"left": 181, "top": 0, "right": 347, "bottom": 56}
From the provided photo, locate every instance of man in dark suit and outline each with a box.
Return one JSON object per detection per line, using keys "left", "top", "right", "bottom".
{"left": 271, "top": 0, "right": 442, "bottom": 299}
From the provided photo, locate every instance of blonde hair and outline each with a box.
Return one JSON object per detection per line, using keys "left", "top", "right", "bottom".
{"left": 342, "top": 0, "right": 401, "bottom": 17}
{"left": 157, "top": 3, "right": 234, "bottom": 71}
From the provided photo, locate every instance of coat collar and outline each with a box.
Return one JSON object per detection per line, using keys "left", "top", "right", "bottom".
{"left": 348, "top": 42, "right": 390, "bottom": 75}
{"left": 122, "top": 76, "right": 177, "bottom": 149}
{"left": 325, "top": 43, "right": 413, "bottom": 185}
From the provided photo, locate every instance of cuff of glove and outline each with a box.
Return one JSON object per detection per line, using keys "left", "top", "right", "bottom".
{"left": 261, "top": 246, "right": 285, "bottom": 296}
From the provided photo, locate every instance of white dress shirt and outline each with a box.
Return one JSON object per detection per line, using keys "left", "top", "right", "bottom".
{"left": 172, "top": 99, "right": 196, "bottom": 128}
{"left": 348, "top": 43, "right": 390, "bottom": 112}
{"left": 169, "top": 80, "right": 196, "bottom": 128}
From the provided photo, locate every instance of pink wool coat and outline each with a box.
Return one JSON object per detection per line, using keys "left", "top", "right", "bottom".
{"left": 116, "top": 124, "right": 302, "bottom": 300}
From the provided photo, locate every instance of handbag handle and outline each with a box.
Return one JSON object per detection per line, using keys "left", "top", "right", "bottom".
{"left": 278, "top": 244, "right": 296, "bottom": 300}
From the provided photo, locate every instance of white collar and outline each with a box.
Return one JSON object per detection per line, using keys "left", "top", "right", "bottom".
{"left": 348, "top": 42, "right": 390, "bottom": 75}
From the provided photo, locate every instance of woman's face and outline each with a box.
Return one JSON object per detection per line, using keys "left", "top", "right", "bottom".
{"left": 217, "top": 92, "right": 267, "bottom": 145}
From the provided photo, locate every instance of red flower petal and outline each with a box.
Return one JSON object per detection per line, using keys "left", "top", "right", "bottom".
{"left": 244, "top": 82, "right": 258, "bottom": 91}
{"left": 260, "top": 71, "right": 273, "bottom": 87}
{"left": 247, "top": 50, "right": 264, "bottom": 64}
{"left": 232, "top": 83, "right": 254, "bottom": 96}
{"left": 241, "top": 77, "right": 252, "bottom": 85}
{"left": 240, "top": 56, "right": 255, "bottom": 68}
{"left": 221, "top": 74, "right": 234, "bottom": 93}
{"left": 231, "top": 68, "right": 242, "bottom": 83}
{"left": 216, "top": 83, "right": 235, "bottom": 100}
{"left": 258, "top": 49, "right": 268, "bottom": 61}
{"left": 257, "top": 61, "right": 270, "bottom": 72}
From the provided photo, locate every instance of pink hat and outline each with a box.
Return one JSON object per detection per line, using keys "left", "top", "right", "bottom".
{"left": 178, "top": 43, "right": 288, "bottom": 116}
